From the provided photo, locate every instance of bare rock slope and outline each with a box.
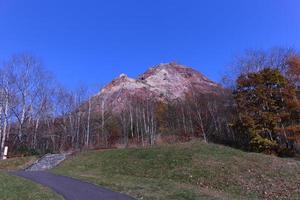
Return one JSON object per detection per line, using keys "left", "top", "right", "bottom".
{"left": 92, "top": 62, "right": 220, "bottom": 112}
{"left": 25, "top": 154, "right": 67, "bottom": 171}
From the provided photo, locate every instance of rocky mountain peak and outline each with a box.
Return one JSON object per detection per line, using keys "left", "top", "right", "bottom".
{"left": 99, "top": 73, "right": 141, "bottom": 94}
{"left": 92, "top": 62, "right": 220, "bottom": 112}
{"left": 138, "top": 62, "right": 218, "bottom": 98}
{"left": 119, "top": 73, "right": 128, "bottom": 78}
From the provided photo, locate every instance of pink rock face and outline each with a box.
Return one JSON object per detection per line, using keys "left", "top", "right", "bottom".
{"left": 138, "top": 62, "right": 219, "bottom": 99}
{"left": 91, "top": 62, "right": 220, "bottom": 112}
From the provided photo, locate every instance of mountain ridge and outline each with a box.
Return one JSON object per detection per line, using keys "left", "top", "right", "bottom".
{"left": 92, "top": 62, "right": 220, "bottom": 112}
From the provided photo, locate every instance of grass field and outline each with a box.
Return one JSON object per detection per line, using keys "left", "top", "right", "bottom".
{"left": 0, "top": 172, "right": 62, "bottom": 200}
{"left": 0, "top": 156, "right": 37, "bottom": 171}
{"left": 0, "top": 156, "right": 62, "bottom": 200}
{"left": 53, "top": 140, "right": 300, "bottom": 200}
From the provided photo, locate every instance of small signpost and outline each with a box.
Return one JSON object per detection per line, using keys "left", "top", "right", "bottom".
{"left": 3, "top": 146, "right": 8, "bottom": 160}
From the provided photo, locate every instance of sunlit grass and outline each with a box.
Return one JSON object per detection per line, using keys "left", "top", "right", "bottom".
{"left": 53, "top": 140, "right": 300, "bottom": 200}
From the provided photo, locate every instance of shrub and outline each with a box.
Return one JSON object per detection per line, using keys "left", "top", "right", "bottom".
{"left": 277, "top": 147, "right": 295, "bottom": 157}
{"left": 250, "top": 135, "right": 278, "bottom": 154}
{"left": 14, "top": 146, "right": 40, "bottom": 157}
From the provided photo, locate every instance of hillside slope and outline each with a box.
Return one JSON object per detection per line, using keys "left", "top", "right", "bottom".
{"left": 53, "top": 141, "right": 300, "bottom": 200}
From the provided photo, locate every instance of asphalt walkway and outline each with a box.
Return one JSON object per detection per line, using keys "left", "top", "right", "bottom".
{"left": 12, "top": 171, "right": 135, "bottom": 200}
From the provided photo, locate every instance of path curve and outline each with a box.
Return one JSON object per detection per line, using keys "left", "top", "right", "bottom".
{"left": 11, "top": 171, "right": 135, "bottom": 200}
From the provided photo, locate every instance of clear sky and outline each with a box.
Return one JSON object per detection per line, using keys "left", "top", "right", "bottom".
{"left": 0, "top": 0, "right": 299, "bottom": 90}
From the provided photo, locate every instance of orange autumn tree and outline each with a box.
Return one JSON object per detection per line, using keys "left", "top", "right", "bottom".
{"left": 234, "top": 68, "right": 300, "bottom": 155}
{"left": 287, "top": 55, "right": 300, "bottom": 86}
{"left": 286, "top": 56, "right": 300, "bottom": 147}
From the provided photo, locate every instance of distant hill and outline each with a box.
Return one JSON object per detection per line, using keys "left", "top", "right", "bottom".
{"left": 91, "top": 62, "right": 221, "bottom": 112}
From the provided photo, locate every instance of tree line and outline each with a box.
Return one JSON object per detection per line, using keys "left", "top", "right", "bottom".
{"left": 0, "top": 48, "right": 299, "bottom": 158}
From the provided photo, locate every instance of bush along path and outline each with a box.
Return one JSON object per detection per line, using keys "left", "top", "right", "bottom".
{"left": 11, "top": 153, "right": 135, "bottom": 200}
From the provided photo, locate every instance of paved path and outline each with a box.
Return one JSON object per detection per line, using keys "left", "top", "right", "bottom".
{"left": 12, "top": 171, "right": 135, "bottom": 200}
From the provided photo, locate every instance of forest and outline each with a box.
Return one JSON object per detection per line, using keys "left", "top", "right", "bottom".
{"left": 0, "top": 48, "right": 299, "bottom": 157}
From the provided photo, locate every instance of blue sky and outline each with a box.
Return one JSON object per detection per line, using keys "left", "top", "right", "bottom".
{"left": 0, "top": 0, "right": 299, "bottom": 90}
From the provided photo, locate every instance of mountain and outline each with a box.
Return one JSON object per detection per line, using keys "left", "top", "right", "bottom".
{"left": 91, "top": 62, "right": 220, "bottom": 112}
{"left": 138, "top": 62, "right": 219, "bottom": 98}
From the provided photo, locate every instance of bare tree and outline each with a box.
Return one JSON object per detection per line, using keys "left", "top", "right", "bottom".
{"left": 223, "top": 48, "right": 297, "bottom": 88}
{"left": 0, "top": 68, "right": 11, "bottom": 157}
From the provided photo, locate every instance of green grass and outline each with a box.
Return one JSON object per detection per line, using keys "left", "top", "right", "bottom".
{"left": 0, "top": 172, "right": 62, "bottom": 200}
{"left": 0, "top": 156, "right": 62, "bottom": 200}
{"left": 53, "top": 140, "right": 300, "bottom": 200}
{"left": 0, "top": 156, "right": 37, "bottom": 171}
